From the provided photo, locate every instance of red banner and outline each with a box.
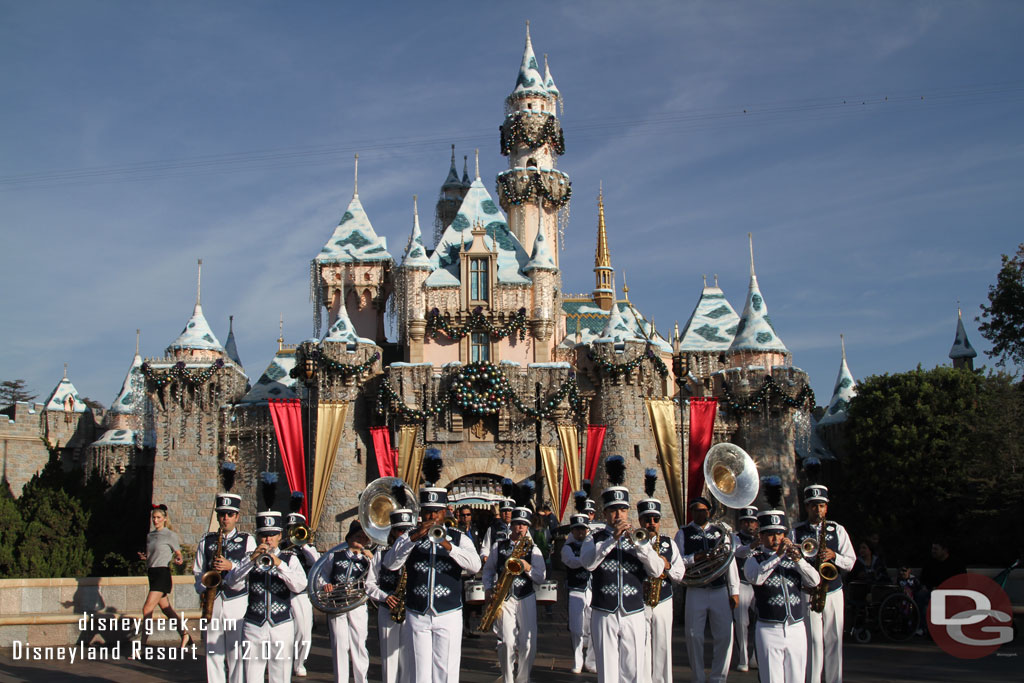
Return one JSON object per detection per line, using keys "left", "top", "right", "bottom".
{"left": 268, "top": 399, "right": 307, "bottom": 519}
{"left": 687, "top": 398, "right": 718, "bottom": 522}
{"left": 370, "top": 426, "right": 397, "bottom": 478}
{"left": 584, "top": 424, "right": 606, "bottom": 485}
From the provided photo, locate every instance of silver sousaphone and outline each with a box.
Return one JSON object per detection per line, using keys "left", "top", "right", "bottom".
{"left": 681, "top": 442, "right": 759, "bottom": 587}
{"left": 307, "top": 477, "right": 419, "bottom": 614}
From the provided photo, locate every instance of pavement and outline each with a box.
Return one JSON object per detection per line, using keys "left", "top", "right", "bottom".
{"left": 1, "top": 599, "right": 1020, "bottom": 682}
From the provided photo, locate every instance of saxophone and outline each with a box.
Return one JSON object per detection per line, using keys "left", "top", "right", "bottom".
{"left": 811, "top": 517, "right": 835, "bottom": 613}
{"left": 200, "top": 529, "right": 225, "bottom": 621}
{"left": 644, "top": 574, "right": 665, "bottom": 607}
{"left": 390, "top": 567, "right": 408, "bottom": 623}
{"left": 479, "top": 534, "right": 533, "bottom": 631}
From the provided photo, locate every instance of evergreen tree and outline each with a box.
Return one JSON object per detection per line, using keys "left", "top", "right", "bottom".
{"left": 0, "top": 379, "right": 36, "bottom": 406}
{"left": 978, "top": 243, "right": 1024, "bottom": 368}
{"left": 0, "top": 480, "right": 23, "bottom": 577}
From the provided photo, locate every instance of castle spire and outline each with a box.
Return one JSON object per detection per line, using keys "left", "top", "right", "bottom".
{"left": 196, "top": 258, "right": 202, "bottom": 305}
{"left": 278, "top": 314, "right": 284, "bottom": 351}
{"left": 353, "top": 154, "right": 359, "bottom": 197}
{"left": 543, "top": 53, "right": 560, "bottom": 101}
{"left": 820, "top": 334, "right": 857, "bottom": 426}
{"left": 474, "top": 148, "right": 480, "bottom": 181}
{"left": 442, "top": 144, "right": 461, "bottom": 190}
{"left": 593, "top": 184, "right": 614, "bottom": 311}
{"left": 727, "top": 233, "right": 789, "bottom": 358}
{"left": 402, "top": 194, "right": 431, "bottom": 270}
{"left": 509, "top": 20, "right": 548, "bottom": 102}
{"left": 462, "top": 155, "right": 470, "bottom": 186}
{"left": 949, "top": 306, "right": 978, "bottom": 369}
{"left": 225, "top": 315, "right": 242, "bottom": 366}
{"left": 168, "top": 260, "right": 224, "bottom": 355}
{"left": 135, "top": 328, "right": 140, "bottom": 357}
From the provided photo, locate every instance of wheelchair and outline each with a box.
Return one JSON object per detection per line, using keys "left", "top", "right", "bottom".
{"left": 844, "top": 581, "right": 920, "bottom": 643}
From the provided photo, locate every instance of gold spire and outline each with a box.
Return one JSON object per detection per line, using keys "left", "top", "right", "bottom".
{"left": 595, "top": 184, "right": 611, "bottom": 268}
{"left": 622, "top": 270, "right": 630, "bottom": 301}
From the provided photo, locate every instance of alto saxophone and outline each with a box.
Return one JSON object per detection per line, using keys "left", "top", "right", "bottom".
{"left": 390, "top": 567, "right": 408, "bottom": 623}
{"left": 644, "top": 573, "right": 665, "bottom": 607}
{"left": 479, "top": 534, "right": 533, "bottom": 631}
{"left": 200, "top": 529, "right": 225, "bottom": 621}
{"left": 811, "top": 518, "right": 835, "bottom": 613}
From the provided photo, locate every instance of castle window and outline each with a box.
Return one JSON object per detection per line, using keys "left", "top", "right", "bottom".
{"left": 471, "top": 333, "right": 490, "bottom": 362}
{"left": 470, "top": 258, "right": 489, "bottom": 302}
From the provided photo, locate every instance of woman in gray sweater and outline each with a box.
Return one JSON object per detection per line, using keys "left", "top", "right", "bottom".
{"left": 137, "top": 504, "right": 189, "bottom": 646}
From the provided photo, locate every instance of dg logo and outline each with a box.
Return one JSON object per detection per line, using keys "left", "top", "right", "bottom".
{"left": 427, "top": 492, "right": 438, "bottom": 502}
{"left": 770, "top": 515, "right": 780, "bottom": 526}
{"left": 613, "top": 491, "right": 624, "bottom": 501}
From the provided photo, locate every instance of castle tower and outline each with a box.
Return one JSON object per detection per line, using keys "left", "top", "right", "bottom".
{"left": 949, "top": 307, "right": 978, "bottom": 370}
{"left": 676, "top": 275, "right": 740, "bottom": 387}
{"left": 726, "top": 234, "right": 790, "bottom": 369}
{"left": 434, "top": 145, "right": 469, "bottom": 245}
{"left": 819, "top": 334, "right": 857, "bottom": 427}
{"left": 167, "top": 260, "right": 226, "bottom": 363}
{"left": 397, "top": 196, "right": 433, "bottom": 362}
{"left": 497, "top": 22, "right": 570, "bottom": 265}
{"left": 524, "top": 198, "right": 560, "bottom": 362}
{"left": 312, "top": 156, "right": 394, "bottom": 343}
{"left": 593, "top": 187, "right": 614, "bottom": 311}
{"left": 224, "top": 315, "right": 242, "bottom": 367}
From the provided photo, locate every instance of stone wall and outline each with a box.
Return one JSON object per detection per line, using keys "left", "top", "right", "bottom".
{"left": 0, "top": 403, "right": 50, "bottom": 495}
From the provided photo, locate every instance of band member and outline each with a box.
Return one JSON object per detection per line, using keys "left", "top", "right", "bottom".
{"left": 192, "top": 463, "right": 255, "bottom": 683}
{"left": 383, "top": 450, "right": 482, "bottom": 683}
{"left": 365, "top": 488, "right": 416, "bottom": 683}
{"left": 675, "top": 496, "right": 740, "bottom": 683}
{"left": 732, "top": 506, "right": 759, "bottom": 673}
{"left": 285, "top": 492, "right": 319, "bottom": 678}
{"left": 482, "top": 482, "right": 546, "bottom": 683}
{"left": 582, "top": 479, "right": 602, "bottom": 532}
{"left": 636, "top": 469, "right": 686, "bottom": 683}
{"left": 481, "top": 479, "right": 515, "bottom": 562}
{"left": 222, "top": 477, "right": 307, "bottom": 683}
{"left": 745, "top": 507, "right": 820, "bottom": 683}
{"left": 561, "top": 492, "right": 596, "bottom": 674}
{"left": 580, "top": 455, "right": 665, "bottom": 683}
{"left": 315, "top": 520, "right": 372, "bottom": 683}
{"left": 789, "top": 466, "right": 855, "bottom": 683}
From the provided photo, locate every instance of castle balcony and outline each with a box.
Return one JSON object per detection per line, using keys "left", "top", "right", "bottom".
{"left": 496, "top": 167, "right": 571, "bottom": 210}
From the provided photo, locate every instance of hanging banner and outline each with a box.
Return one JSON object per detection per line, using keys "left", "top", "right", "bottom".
{"left": 311, "top": 400, "right": 348, "bottom": 532}
{"left": 557, "top": 424, "right": 580, "bottom": 520}
{"left": 269, "top": 399, "right": 307, "bottom": 519}
{"left": 396, "top": 425, "right": 418, "bottom": 484}
{"left": 539, "top": 445, "right": 561, "bottom": 519}
{"left": 687, "top": 397, "right": 719, "bottom": 522}
{"left": 370, "top": 427, "right": 396, "bottom": 478}
{"left": 584, "top": 425, "right": 607, "bottom": 484}
{"left": 408, "top": 446, "right": 425, "bottom": 493}
{"left": 646, "top": 398, "right": 685, "bottom": 528}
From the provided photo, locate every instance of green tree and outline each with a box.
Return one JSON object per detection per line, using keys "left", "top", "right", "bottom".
{"left": 978, "top": 243, "right": 1024, "bottom": 369}
{"left": 16, "top": 461, "right": 93, "bottom": 577}
{"left": 0, "top": 480, "right": 23, "bottom": 577}
{"left": 0, "top": 379, "right": 36, "bottom": 406}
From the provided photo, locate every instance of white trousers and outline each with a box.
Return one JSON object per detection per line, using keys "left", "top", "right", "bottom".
{"left": 755, "top": 620, "right": 806, "bottom": 683}
{"left": 205, "top": 595, "right": 247, "bottom": 683}
{"left": 376, "top": 605, "right": 408, "bottom": 683}
{"left": 242, "top": 619, "right": 295, "bottom": 683}
{"left": 803, "top": 590, "right": 844, "bottom": 683}
{"left": 684, "top": 585, "right": 734, "bottom": 683}
{"left": 291, "top": 592, "right": 313, "bottom": 673}
{"left": 591, "top": 608, "right": 646, "bottom": 683}
{"left": 733, "top": 582, "right": 756, "bottom": 669}
{"left": 567, "top": 589, "right": 595, "bottom": 672}
{"left": 497, "top": 594, "right": 537, "bottom": 683}
{"left": 329, "top": 603, "right": 369, "bottom": 683}
{"left": 402, "top": 609, "right": 463, "bottom": 683}
{"left": 643, "top": 597, "right": 674, "bottom": 683}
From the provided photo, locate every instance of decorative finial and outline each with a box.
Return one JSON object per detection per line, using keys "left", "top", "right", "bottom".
{"left": 474, "top": 148, "right": 480, "bottom": 180}
{"left": 462, "top": 155, "right": 469, "bottom": 178}
{"left": 197, "top": 258, "right": 203, "bottom": 305}
{"left": 598, "top": 180, "right": 603, "bottom": 202}
{"left": 622, "top": 270, "right": 630, "bottom": 301}
{"left": 840, "top": 333, "right": 846, "bottom": 361}
{"left": 353, "top": 154, "right": 359, "bottom": 197}
{"left": 413, "top": 194, "right": 419, "bottom": 219}
{"left": 714, "top": 273, "right": 719, "bottom": 287}
{"left": 450, "top": 144, "right": 455, "bottom": 165}
{"left": 135, "top": 329, "right": 140, "bottom": 356}
{"left": 702, "top": 274, "right": 707, "bottom": 288}
{"left": 278, "top": 314, "right": 284, "bottom": 351}
{"left": 63, "top": 362, "right": 68, "bottom": 379}
{"left": 748, "top": 233, "right": 755, "bottom": 277}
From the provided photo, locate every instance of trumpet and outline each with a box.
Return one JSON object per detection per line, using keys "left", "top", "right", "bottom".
{"left": 778, "top": 538, "right": 803, "bottom": 562}
{"left": 800, "top": 537, "right": 818, "bottom": 558}
{"left": 630, "top": 528, "right": 656, "bottom": 546}
{"left": 287, "top": 524, "right": 311, "bottom": 548}
{"left": 427, "top": 525, "right": 447, "bottom": 543}
{"left": 250, "top": 547, "right": 276, "bottom": 568}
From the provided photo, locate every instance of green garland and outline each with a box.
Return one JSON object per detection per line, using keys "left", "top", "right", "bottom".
{"left": 290, "top": 349, "right": 379, "bottom": 381}
{"left": 449, "top": 361, "right": 582, "bottom": 418}
{"left": 376, "top": 375, "right": 447, "bottom": 420}
{"left": 588, "top": 345, "right": 670, "bottom": 378}
{"left": 721, "top": 375, "right": 815, "bottom": 413}
{"left": 141, "top": 359, "right": 224, "bottom": 389}
{"left": 426, "top": 307, "right": 528, "bottom": 342}
{"left": 500, "top": 112, "right": 565, "bottom": 156}
{"left": 496, "top": 169, "right": 572, "bottom": 208}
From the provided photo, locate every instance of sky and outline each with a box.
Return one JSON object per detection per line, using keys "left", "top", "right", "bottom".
{"left": 2, "top": 1, "right": 1022, "bottom": 408}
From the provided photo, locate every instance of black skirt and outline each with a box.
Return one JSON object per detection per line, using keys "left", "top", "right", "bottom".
{"left": 147, "top": 567, "right": 172, "bottom": 595}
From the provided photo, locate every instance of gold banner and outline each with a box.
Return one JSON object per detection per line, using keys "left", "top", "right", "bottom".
{"left": 408, "top": 446, "right": 425, "bottom": 493}
{"left": 310, "top": 400, "right": 348, "bottom": 532}
{"left": 646, "top": 398, "right": 685, "bottom": 527}
{"left": 539, "top": 445, "right": 561, "bottom": 517}
{"left": 397, "top": 425, "right": 418, "bottom": 484}
{"left": 556, "top": 423, "right": 580, "bottom": 496}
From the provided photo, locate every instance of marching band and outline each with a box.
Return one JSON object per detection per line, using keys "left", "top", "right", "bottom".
{"left": 184, "top": 445, "right": 859, "bottom": 683}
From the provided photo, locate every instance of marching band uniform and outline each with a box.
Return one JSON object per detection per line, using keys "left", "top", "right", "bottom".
{"left": 365, "top": 508, "right": 415, "bottom": 683}
{"left": 285, "top": 508, "right": 319, "bottom": 678}
{"left": 732, "top": 506, "right": 759, "bottom": 673}
{"left": 580, "top": 456, "right": 665, "bottom": 683}
{"left": 315, "top": 521, "right": 372, "bottom": 683}
{"left": 561, "top": 513, "right": 596, "bottom": 674}
{"left": 481, "top": 494, "right": 514, "bottom": 561}
{"left": 383, "top": 455, "right": 482, "bottom": 683}
{"left": 223, "top": 510, "right": 307, "bottom": 683}
{"left": 745, "top": 509, "right": 820, "bottom": 683}
{"left": 790, "top": 484, "right": 855, "bottom": 683}
{"left": 675, "top": 496, "right": 740, "bottom": 683}
{"left": 636, "top": 480, "right": 686, "bottom": 683}
{"left": 193, "top": 489, "right": 255, "bottom": 683}
{"left": 482, "top": 503, "right": 545, "bottom": 683}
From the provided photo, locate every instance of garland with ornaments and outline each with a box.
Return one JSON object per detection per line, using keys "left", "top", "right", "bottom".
{"left": 588, "top": 345, "right": 670, "bottom": 379}
{"left": 721, "top": 375, "right": 815, "bottom": 413}
{"left": 141, "top": 359, "right": 225, "bottom": 389}
{"left": 496, "top": 169, "right": 572, "bottom": 209}
{"left": 426, "top": 307, "right": 528, "bottom": 342}
{"left": 376, "top": 375, "right": 448, "bottom": 420}
{"left": 293, "top": 348, "right": 379, "bottom": 379}
{"left": 500, "top": 112, "right": 565, "bottom": 156}
{"left": 449, "top": 361, "right": 583, "bottom": 418}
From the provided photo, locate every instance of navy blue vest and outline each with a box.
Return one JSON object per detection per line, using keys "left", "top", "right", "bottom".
{"left": 331, "top": 549, "right": 370, "bottom": 585}
{"left": 749, "top": 548, "right": 807, "bottom": 624}
{"left": 564, "top": 540, "right": 591, "bottom": 592}
{"left": 493, "top": 538, "right": 535, "bottom": 601}
{"left": 792, "top": 521, "right": 843, "bottom": 593}
{"left": 736, "top": 532, "right": 754, "bottom": 585}
{"left": 589, "top": 528, "right": 648, "bottom": 615}
{"left": 405, "top": 528, "right": 466, "bottom": 616}
{"left": 202, "top": 530, "right": 252, "bottom": 601}
{"left": 652, "top": 535, "right": 674, "bottom": 604}
{"left": 244, "top": 551, "right": 295, "bottom": 626}
{"left": 680, "top": 523, "right": 728, "bottom": 589}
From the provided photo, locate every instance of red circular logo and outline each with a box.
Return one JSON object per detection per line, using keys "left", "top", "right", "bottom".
{"left": 927, "top": 573, "right": 1013, "bottom": 659}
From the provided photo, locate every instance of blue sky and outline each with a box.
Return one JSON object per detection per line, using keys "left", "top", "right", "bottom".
{"left": 2, "top": 1, "right": 1022, "bottom": 407}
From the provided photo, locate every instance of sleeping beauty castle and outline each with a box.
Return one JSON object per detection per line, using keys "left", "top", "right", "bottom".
{"left": 4, "top": 26, "right": 948, "bottom": 546}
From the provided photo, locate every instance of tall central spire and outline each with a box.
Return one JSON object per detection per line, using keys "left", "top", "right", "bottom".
{"left": 593, "top": 184, "right": 614, "bottom": 311}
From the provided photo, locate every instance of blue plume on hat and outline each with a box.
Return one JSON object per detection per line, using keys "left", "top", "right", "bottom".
{"left": 422, "top": 449, "right": 443, "bottom": 486}
{"left": 289, "top": 491, "right": 304, "bottom": 513}
{"left": 762, "top": 475, "right": 783, "bottom": 509}
{"left": 644, "top": 468, "right": 658, "bottom": 497}
{"left": 392, "top": 482, "right": 408, "bottom": 508}
{"left": 501, "top": 478, "right": 514, "bottom": 499}
{"left": 220, "top": 462, "right": 236, "bottom": 492}
{"left": 605, "top": 455, "right": 626, "bottom": 487}
{"left": 574, "top": 490, "right": 588, "bottom": 513}
{"left": 515, "top": 479, "right": 535, "bottom": 508}
{"left": 803, "top": 457, "right": 822, "bottom": 484}
{"left": 261, "top": 472, "right": 278, "bottom": 510}
{"left": 582, "top": 479, "right": 592, "bottom": 496}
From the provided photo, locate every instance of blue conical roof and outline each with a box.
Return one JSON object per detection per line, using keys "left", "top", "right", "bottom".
{"left": 949, "top": 309, "right": 978, "bottom": 360}
{"left": 315, "top": 194, "right": 392, "bottom": 264}
{"left": 442, "top": 147, "right": 462, "bottom": 191}
{"left": 167, "top": 303, "right": 225, "bottom": 353}
{"left": 819, "top": 337, "right": 857, "bottom": 426}
{"left": 728, "top": 238, "right": 788, "bottom": 355}
{"left": 224, "top": 316, "right": 242, "bottom": 366}
{"left": 543, "top": 54, "right": 559, "bottom": 99}
{"left": 679, "top": 281, "right": 740, "bottom": 352}
{"left": 524, "top": 214, "right": 557, "bottom": 272}
{"left": 510, "top": 24, "right": 549, "bottom": 100}
{"left": 240, "top": 349, "right": 298, "bottom": 404}
{"left": 45, "top": 376, "right": 88, "bottom": 413}
{"left": 401, "top": 201, "right": 432, "bottom": 270}
{"left": 110, "top": 352, "right": 143, "bottom": 415}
